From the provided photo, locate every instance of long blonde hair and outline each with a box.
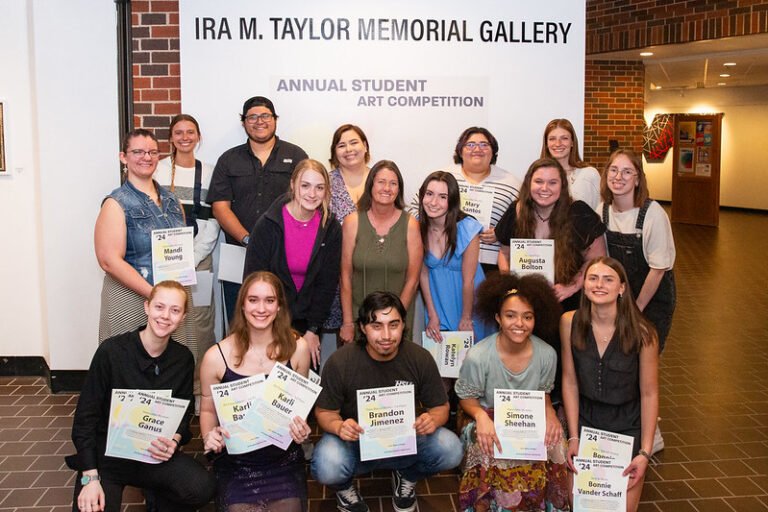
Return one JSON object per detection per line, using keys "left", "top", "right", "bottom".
{"left": 290, "top": 159, "right": 332, "bottom": 227}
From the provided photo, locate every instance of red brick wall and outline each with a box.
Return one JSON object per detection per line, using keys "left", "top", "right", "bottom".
{"left": 131, "top": 0, "right": 180, "bottom": 154}
{"left": 583, "top": 60, "right": 645, "bottom": 168}
{"left": 586, "top": 0, "right": 768, "bottom": 54}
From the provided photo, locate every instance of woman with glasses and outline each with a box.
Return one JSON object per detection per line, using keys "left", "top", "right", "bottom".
{"left": 598, "top": 149, "right": 675, "bottom": 351}
{"left": 540, "top": 118, "right": 601, "bottom": 211}
{"left": 339, "top": 160, "right": 423, "bottom": 344}
{"left": 95, "top": 129, "right": 190, "bottom": 343}
{"left": 155, "top": 114, "right": 220, "bottom": 366}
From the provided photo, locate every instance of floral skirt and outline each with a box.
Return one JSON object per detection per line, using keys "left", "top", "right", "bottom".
{"left": 459, "top": 421, "right": 570, "bottom": 512}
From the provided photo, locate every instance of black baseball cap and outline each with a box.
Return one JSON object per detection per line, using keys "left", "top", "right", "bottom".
{"left": 241, "top": 96, "right": 277, "bottom": 119}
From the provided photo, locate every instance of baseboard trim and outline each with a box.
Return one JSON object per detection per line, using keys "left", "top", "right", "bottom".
{"left": 0, "top": 357, "right": 87, "bottom": 393}
{"left": 49, "top": 370, "right": 88, "bottom": 393}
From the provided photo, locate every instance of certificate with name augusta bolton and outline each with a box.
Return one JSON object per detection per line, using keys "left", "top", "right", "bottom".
{"left": 421, "top": 331, "right": 473, "bottom": 378}
{"left": 493, "top": 389, "right": 546, "bottom": 461}
{"left": 577, "top": 427, "right": 633, "bottom": 467}
{"left": 106, "top": 389, "right": 189, "bottom": 464}
{"left": 357, "top": 385, "right": 417, "bottom": 462}
{"left": 151, "top": 226, "right": 196, "bottom": 285}
{"left": 508, "top": 238, "right": 554, "bottom": 284}
{"left": 572, "top": 457, "right": 629, "bottom": 512}
{"left": 253, "top": 363, "right": 322, "bottom": 450}
{"left": 210, "top": 375, "right": 269, "bottom": 454}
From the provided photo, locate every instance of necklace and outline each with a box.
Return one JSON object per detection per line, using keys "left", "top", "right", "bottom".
{"left": 534, "top": 208, "right": 551, "bottom": 223}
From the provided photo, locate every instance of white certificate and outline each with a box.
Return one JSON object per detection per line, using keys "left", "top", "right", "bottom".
{"left": 357, "top": 385, "right": 416, "bottom": 462}
{"left": 105, "top": 390, "right": 189, "bottom": 464}
{"left": 191, "top": 270, "right": 213, "bottom": 306}
{"left": 493, "top": 389, "right": 546, "bottom": 461}
{"left": 421, "top": 331, "right": 473, "bottom": 378}
{"left": 218, "top": 243, "right": 246, "bottom": 284}
{"left": 253, "top": 363, "right": 322, "bottom": 450}
{"left": 210, "top": 375, "right": 269, "bottom": 455}
{"left": 460, "top": 185, "right": 494, "bottom": 228}
{"left": 151, "top": 226, "right": 196, "bottom": 285}
{"left": 578, "top": 427, "right": 634, "bottom": 467}
{"left": 508, "top": 238, "right": 555, "bottom": 284}
{"left": 572, "top": 457, "right": 629, "bottom": 512}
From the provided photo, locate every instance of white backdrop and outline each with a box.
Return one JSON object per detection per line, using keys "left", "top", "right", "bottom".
{"left": 180, "top": 0, "right": 585, "bottom": 198}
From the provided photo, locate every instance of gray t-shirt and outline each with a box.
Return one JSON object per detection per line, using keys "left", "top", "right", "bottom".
{"left": 455, "top": 333, "right": 556, "bottom": 408}
{"left": 317, "top": 341, "right": 448, "bottom": 421}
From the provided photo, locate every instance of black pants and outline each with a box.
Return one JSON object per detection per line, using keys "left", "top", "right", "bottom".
{"left": 71, "top": 452, "right": 215, "bottom": 512}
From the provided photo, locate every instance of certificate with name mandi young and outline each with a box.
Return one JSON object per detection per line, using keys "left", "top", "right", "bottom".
{"left": 151, "top": 226, "right": 196, "bottom": 285}
{"left": 357, "top": 385, "right": 417, "bottom": 462}
{"left": 421, "top": 331, "right": 473, "bottom": 378}
{"left": 577, "top": 427, "right": 634, "bottom": 467}
{"left": 253, "top": 363, "right": 322, "bottom": 450}
{"left": 210, "top": 375, "right": 269, "bottom": 454}
{"left": 493, "top": 389, "right": 546, "bottom": 461}
{"left": 572, "top": 457, "right": 629, "bottom": 512}
{"left": 105, "top": 390, "right": 189, "bottom": 464}
{"left": 508, "top": 238, "right": 554, "bottom": 284}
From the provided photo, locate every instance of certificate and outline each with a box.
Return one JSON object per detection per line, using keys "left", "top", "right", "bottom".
{"left": 105, "top": 390, "right": 189, "bottom": 464}
{"left": 493, "top": 389, "right": 546, "bottom": 461}
{"left": 578, "top": 427, "right": 634, "bottom": 467}
{"left": 421, "top": 331, "right": 473, "bottom": 378}
{"left": 106, "top": 389, "right": 171, "bottom": 450}
{"left": 460, "top": 185, "right": 494, "bottom": 228}
{"left": 508, "top": 238, "right": 554, "bottom": 284}
{"left": 357, "top": 385, "right": 416, "bottom": 462}
{"left": 218, "top": 243, "right": 246, "bottom": 284}
{"left": 191, "top": 270, "right": 213, "bottom": 306}
{"left": 572, "top": 457, "right": 629, "bottom": 511}
{"left": 151, "top": 226, "right": 196, "bottom": 285}
{"left": 210, "top": 375, "right": 269, "bottom": 454}
{"left": 253, "top": 363, "right": 322, "bottom": 450}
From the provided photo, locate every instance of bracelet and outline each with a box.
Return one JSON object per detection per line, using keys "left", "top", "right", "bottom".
{"left": 568, "top": 437, "right": 579, "bottom": 442}
{"left": 171, "top": 438, "right": 180, "bottom": 446}
{"left": 638, "top": 449, "right": 652, "bottom": 461}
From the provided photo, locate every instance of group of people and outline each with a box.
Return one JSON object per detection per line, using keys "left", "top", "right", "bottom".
{"left": 68, "top": 94, "right": 676, "bottom": 512}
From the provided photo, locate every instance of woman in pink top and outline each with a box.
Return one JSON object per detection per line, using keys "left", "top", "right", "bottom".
{"left": 244, "top": 159, "right": 342, "bottom": 371}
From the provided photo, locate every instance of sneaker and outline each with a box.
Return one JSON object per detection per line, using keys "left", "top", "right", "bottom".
{"left": 336, "top": 483, "right": 369, "bottom": 512}
{"left": 652, "top": 417, "right": 665, "bottom": 455}
{"left": 391, "top": 471, "right": 417, "bottom": 512}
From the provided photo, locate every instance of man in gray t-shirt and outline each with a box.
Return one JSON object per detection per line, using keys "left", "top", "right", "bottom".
{"left": 311, "top": 292, "right": 463, "bottom": 512}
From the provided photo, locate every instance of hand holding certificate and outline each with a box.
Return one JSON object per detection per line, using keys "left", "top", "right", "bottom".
{"left": 210, "top": 375, "right": 268, "bottom": 454}
{"left": 151, "top": 226, "right": 196, "bottom": 285}
{"left": 577, "top": 427, "right": 633, "bottom": 466}
{"left": 493, "top": 389, "right": 546, "bottom": 461}
{"left": 508, "top": 238, "right": 555, "bottom": 284}
{"left": 421, "top": 331, "right": 473, "bottom": 378}
{"left": 572, "top": 457, "right": 629, "bottom": 512}
{"left": 253, "top": 363, "right": 322, "bottom": 450}
{"left": 357, "top": 385, "right": 417, "bottom": 462}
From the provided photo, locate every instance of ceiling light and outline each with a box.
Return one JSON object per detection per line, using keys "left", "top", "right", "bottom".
{"left": 723, "top": 62, "right": 736, "bottom": 67}
{"left": 719, "top": 73, "right": 731, "bottom": 77}
{"left": 639, "top": 52, "right": 654, "bottom": 57}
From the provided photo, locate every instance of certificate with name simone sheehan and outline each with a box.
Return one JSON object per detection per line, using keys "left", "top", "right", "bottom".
{"left": 357, "top": 385, "right": 416, "bottom": 462}
{"left": 493, "top": 389, "right": 546, "bottom": 461}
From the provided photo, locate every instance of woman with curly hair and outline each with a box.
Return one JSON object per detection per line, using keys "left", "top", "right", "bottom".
{"left": 455, "top": 272, "right": 570, "bottom": 512}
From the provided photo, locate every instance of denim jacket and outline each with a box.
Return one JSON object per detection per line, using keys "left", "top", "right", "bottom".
{"left": 107, "top": 180, "right": 184, "bottom": 285}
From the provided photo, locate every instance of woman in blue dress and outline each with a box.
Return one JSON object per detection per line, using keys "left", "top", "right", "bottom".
{"left": 418, "top": 171, "right": 490, "bottom": 343}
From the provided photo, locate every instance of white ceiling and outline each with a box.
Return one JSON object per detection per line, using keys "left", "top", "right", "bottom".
{"left": 587, "top": 33, "right": 768, "bottom": 92}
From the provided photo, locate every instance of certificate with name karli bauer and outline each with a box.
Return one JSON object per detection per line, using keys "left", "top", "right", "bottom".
{"left": 253, "top": 363, "right": 322, "bottom": 450}
{"left": 151, "top": 226, "right": 196, "bottom": 285}
{"left": 357, "top": 385, "right": 416, "bottom": 462}
{"left": 210, "top": 375, "right": 269, "bottom": 455}
{"left": 493, "top": 389, "right": 546, "bottom": 461}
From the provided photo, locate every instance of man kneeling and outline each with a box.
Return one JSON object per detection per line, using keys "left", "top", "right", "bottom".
{"left": 311, "top": 291, "right": 463, "bottom": 512}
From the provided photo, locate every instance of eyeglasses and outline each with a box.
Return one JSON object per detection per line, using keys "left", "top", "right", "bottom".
{"left": 464, "top": 141, "right": 491, "bottom": 150}
{"left": 244, "top": 113, "right": 275, "bottom": 124}
{"left": 607, "top": 167, "right": 638, "bottom": 178}
{"left": 128, "top": 149, "right": 160, "bottom": 158}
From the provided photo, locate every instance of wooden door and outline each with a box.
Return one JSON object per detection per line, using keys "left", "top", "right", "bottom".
{"left": 671, "top": 114, "right": 722, "bottom": 226}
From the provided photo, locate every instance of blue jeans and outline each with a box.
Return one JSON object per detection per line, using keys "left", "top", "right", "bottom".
{"left": 310, "top": 427, "right": 463, "bottom": 490}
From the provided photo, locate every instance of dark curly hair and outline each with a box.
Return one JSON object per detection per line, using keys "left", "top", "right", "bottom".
{"left": 475, "top": 272, "right": 562, "bottom": 345}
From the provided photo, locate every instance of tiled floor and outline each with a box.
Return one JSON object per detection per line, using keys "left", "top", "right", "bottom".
{"left": 1, "top": 208, "right": 767, "bottom": 511}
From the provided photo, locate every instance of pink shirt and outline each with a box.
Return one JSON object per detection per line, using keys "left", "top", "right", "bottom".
{"left": 282, "top": 206, "right": 320, "bottom": 291}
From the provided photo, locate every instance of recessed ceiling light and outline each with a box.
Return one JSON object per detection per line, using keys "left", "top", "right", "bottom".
{"left": 718, "top": 82, "right": 726, "bottom": 86}
{"left": 723, "top": 62, "right": 736, "bottom": 67}
{"left": 720, "top": 73, "right": 731, "bottom": 77}
{"left": 655, "top": 85, "right": 662, "bottom": 90}
{"left": 640, "top": 52, "right": 654, "bottom": 57}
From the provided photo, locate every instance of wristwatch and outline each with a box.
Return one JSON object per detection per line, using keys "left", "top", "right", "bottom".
{"left": 241, "top": 235, "right": 250, "bottom": 246}
{"left": 81, "top": 473, "right": 101, "bottom": 486}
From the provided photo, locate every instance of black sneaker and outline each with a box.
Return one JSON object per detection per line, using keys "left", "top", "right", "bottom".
{"left": 335, "top": 483, "right": 369, "bottom": 512}
{"left": 391, "top": 471, "right": 417, "bottom": 512}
